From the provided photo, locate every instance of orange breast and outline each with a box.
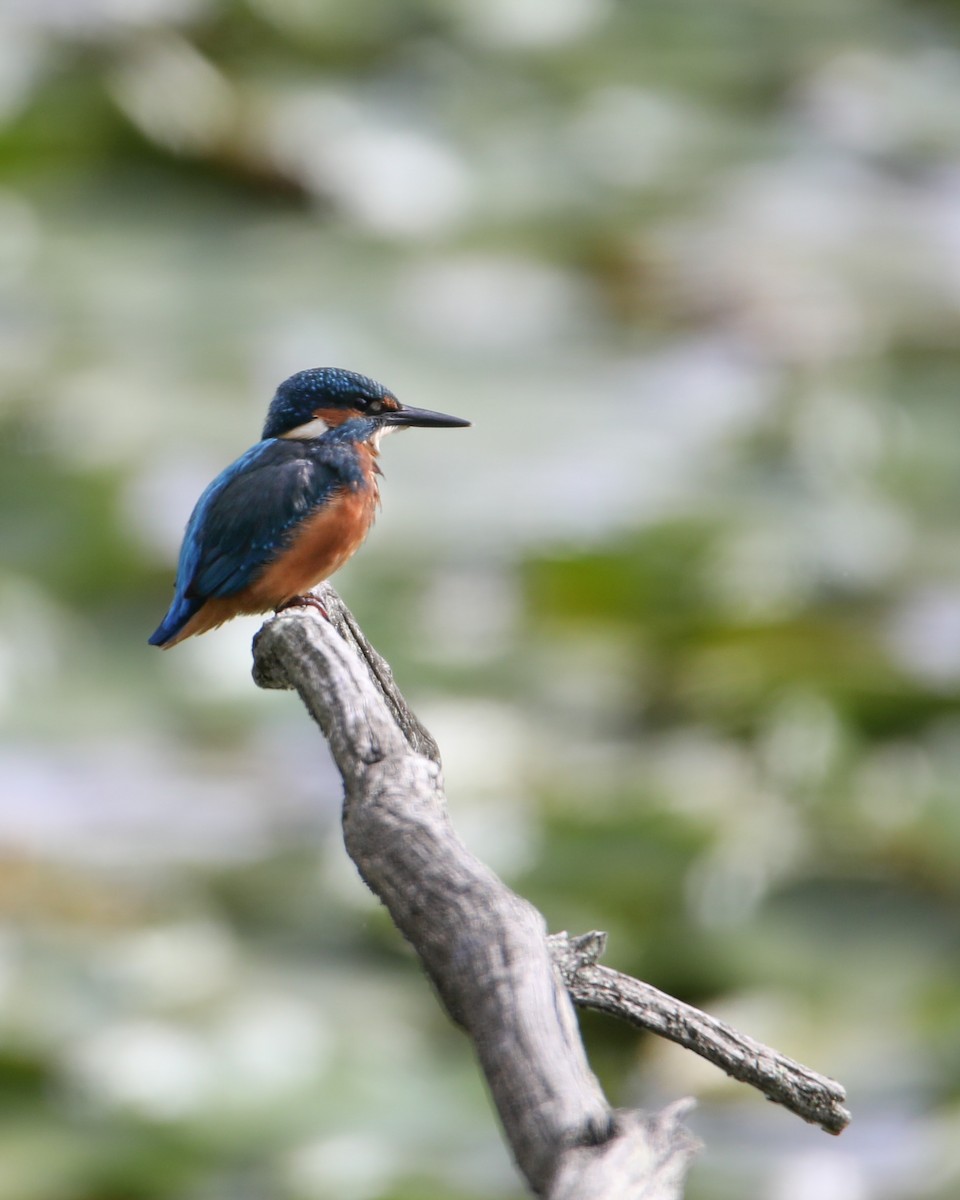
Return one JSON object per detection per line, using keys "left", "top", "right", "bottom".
{"left": 162, "top": 450, "right": 380, "bottom": 648}
{"left": 250, "top": 482, "right": 378, "bottom": 606}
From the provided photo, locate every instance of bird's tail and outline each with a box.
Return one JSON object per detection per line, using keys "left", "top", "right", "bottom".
{"left": 148, "top": 593, "right": 203, "bottom": 648}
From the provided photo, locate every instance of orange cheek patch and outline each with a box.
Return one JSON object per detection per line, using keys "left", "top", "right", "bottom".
{"left": 313, "top": 406, "right": 358, "bottom": 428}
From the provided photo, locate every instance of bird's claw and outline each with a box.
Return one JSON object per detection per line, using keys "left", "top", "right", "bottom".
{"left": 275, "top": 594, "right": 329, "bottom": 620}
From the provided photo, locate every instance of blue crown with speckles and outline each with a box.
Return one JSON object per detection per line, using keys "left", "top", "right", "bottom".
{"left": 262, "top": 368, "right": 390, "bottom": 439}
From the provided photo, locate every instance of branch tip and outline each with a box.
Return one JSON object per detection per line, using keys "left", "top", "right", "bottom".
{"left": 250, "top": 588, "right": 851, "bottom": 1200}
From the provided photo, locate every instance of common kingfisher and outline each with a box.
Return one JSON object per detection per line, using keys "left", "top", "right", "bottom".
{"left": 149, "top": 367, "right": 470, "bottom": 648}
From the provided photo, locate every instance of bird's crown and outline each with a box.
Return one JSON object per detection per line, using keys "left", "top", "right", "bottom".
{"left": 262, "top": 368, "right": 393, "bottom": 439}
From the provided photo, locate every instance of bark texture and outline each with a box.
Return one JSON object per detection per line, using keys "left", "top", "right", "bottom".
{"left": 252, "top": 584, "right": 848, "bottom": 1197}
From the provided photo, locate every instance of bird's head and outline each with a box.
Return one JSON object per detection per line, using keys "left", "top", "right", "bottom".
{"left": 262, "top": 367, "right": 470, "bottom": 441}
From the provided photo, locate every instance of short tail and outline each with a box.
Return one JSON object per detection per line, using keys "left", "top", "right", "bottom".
{"left": 148, "top": 594, "right": 203, "bottom": 648}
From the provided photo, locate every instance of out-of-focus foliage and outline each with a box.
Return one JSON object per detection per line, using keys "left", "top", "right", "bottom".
{"left": 2, "top": 0, "right": 960, "bottom": 1197}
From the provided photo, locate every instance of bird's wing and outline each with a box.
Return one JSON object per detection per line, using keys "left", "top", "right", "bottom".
{"left": 178, "top": 439, "right": 350, "bottom": 600}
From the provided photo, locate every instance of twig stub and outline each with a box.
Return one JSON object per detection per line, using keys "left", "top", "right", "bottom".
{"left": 251, "top": 589, "right": 849, "bottom": 1196}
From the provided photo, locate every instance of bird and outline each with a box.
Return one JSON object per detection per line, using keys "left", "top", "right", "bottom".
{"left": 149, "top": 367, "right": 470, "bottom": 648}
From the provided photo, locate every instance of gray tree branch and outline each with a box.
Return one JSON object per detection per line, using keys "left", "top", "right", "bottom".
{"left": 251, "top": 583, "right": 848, "bottom": 1195}
{"left": 549, "top": 932, "right": 849, "bottom": 1135}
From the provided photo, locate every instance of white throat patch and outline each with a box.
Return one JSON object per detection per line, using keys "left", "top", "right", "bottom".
{"left": 369, "top": 422, "right": 400, "bottom": 450}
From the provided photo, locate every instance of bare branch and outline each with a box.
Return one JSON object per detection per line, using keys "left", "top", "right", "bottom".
{"left": 319, "top": 587, "right": 441, "bottom": 763}
{"left": 549, "top": 931, "right": 850, "bottom": 1135}
{"left": 253, "top": 587, "right": 697, "bottom": 1197}
{"left": 251, "top": 584, "right": 848, "bottom": 1194}
{"left": 256, "top": 585, "right": 440, "bottom": 761}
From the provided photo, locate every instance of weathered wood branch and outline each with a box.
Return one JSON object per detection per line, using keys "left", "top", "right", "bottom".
{"left": 549, "top": 931, "right": 849, "bottom": 1135}
{"left": 251, "top": 583, "right": 848, "bottom": 1195}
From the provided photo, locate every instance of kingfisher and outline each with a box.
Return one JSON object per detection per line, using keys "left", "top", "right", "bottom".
{"left": 149, "top": 367, "right": 470, "bottom": 648}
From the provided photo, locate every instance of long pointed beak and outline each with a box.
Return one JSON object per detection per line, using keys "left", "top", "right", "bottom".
{"left": 383, "top": 404, "right": 471, "bottom": 429}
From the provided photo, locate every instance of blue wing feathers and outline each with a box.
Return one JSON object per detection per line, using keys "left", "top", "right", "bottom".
{"left": 149, "top": 431, "right": 368, "bottom": 646}
{"left": 147, "top": 593, "right": 204, "bottom": 646}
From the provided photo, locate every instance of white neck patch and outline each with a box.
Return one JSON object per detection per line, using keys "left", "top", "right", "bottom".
{"left": 279, "top": 416, "right": 400, "bottom": 445}
{"left": 280, "top": 415, "right": 330, "bottom": 440}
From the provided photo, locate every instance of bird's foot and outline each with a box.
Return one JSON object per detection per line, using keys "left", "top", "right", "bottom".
{"left": 275, "top": 594, "right": 329, "bottom": 620}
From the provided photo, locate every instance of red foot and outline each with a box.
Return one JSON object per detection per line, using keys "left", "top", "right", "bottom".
{"left": 275, "top": 594, "right": 329, "bottom": 619}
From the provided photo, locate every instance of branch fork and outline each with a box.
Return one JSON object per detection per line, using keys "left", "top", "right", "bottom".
{"left": 252, "top": 585, "right": 849, "bottom": 1198}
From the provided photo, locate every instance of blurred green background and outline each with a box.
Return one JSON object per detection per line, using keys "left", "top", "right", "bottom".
{"left": 2, "top": 0, "right": 960, "bottom": 1197}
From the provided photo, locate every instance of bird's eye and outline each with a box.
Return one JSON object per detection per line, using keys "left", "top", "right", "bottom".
{"left": 367, "top": 399, "right": 384, "bottom": 414}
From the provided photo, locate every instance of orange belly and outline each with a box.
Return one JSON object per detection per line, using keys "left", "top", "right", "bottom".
{"left": 165, "top": 484, "right": 378, "bottom": 646}
{"left": 251, "top": 484, "right": 378, "bottom": 603}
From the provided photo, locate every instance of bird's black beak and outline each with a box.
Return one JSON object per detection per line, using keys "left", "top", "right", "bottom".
{"left": 382, "top": 404, "right": 471, "bottom": 429}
